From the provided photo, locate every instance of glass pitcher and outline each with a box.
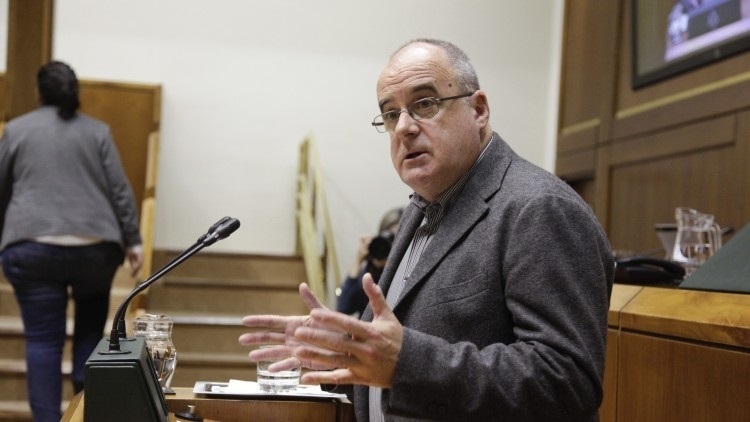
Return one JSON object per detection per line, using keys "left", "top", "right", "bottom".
{"left": 133, "top": 313, "right": 177, "bottom": 394}
{"left": 671, "top": 207, "right": 722, "bottom": 277}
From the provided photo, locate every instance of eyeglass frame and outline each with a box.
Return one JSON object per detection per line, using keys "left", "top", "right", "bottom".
{"left": 371, "top": 91, "right": 476, "bottom": 133}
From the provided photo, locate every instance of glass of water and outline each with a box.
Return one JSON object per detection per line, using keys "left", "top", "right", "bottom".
{"left": 256, "top": 345, "right": 300, "bottom": 393}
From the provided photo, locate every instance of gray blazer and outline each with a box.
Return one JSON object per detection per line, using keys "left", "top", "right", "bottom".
{"left": 0, "top": 106, "right": 141, "bottom": 251}
{"left": 357, "top": 134, "right": 614, "bottom": 421}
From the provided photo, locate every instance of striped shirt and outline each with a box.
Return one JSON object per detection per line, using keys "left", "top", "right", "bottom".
{"left": 369, "top": 135, "right": 494, "bottom": 421}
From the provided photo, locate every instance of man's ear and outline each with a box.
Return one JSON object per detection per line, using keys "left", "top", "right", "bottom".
{"left": 471, "top": 90, "right": 490, "bottom": 126}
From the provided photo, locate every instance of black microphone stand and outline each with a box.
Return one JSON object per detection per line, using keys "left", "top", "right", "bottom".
{"left": 83, "top": 216, "right": 240, "bottom": 422}
{"left": 104, "top": 216, "right": 239, "bottom": 353}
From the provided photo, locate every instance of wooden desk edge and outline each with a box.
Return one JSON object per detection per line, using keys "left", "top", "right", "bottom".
{"left": 62, "top": 388, "right": 354, "bottom": 422}
{"left": 617, "top": 285, "right": 750, "bottom": 348}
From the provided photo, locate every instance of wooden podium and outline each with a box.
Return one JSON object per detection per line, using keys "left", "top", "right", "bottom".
{"left": 61, "top": 387, "right": 354, "bottom": 422}
{"left": 601, "top": 284, "right": 750, "bottom": 421}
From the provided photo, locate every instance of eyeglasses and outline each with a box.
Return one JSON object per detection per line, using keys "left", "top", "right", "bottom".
{"left": 371, "top": 92, "right": 475, "bottom": 133}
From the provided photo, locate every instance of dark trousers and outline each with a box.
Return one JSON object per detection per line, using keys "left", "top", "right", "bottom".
{"left": 1, "top": 241, "right": 122, "bottom": 422}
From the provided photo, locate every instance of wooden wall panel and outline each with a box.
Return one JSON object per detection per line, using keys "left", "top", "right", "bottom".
{"left": 599, "top": 328, "right": 618, "bottom": 422}
{"left": 77, "top": 80, "right": 161, "bottom": 209}
{"left": 608, "top": 144, "right": 741, "bottom": 253}
{"left": 557, "top": 0, "right": 750, "bottom": 254}
{"left": 605, "top": 113, "right": 742, "bottom": 255}
{"left": 558, "top": 1, "right": 620, "bottom": 139}
{"left": 555, "top": 148, "right": 596, "bottom": 181}
{"left": 738, "top": 111, "right": 750, "bottom": 228}
{"left": 617, "top": 332, "right": 750, "bottom": 422}
{"left": 3, "top": 0, "right": 54, "bottom": 121}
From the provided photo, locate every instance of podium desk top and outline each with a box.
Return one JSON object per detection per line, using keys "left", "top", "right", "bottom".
{"left": 61, "top": 387, "right": 354, "bottom": 422}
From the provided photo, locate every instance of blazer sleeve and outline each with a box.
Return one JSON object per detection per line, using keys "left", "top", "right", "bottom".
{"left": 97, "top": 127, "right": 142, "bottom": 248}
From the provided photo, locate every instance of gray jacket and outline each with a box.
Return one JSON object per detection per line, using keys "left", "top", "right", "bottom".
{"left": 357, "top": 134, "right": 614, "bottom": 421}
{"left": 0, "top": 106, "right": 141, "bottom": 251}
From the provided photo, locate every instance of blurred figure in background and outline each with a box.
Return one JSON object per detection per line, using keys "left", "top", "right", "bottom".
{"left": 0, "top": 61, "right": 143, "bottom": 422}
{"left": 337, "top": 207, "right": 404, "bottom": 317}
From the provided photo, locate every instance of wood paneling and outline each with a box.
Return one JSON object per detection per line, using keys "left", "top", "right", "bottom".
{"left": 62, "top": 388, "right": 355, "bottom": 422}
{"left": 557, "top": 0, "right": 750, "bottom": 255}
{"left": 599, "top": 328, "right": 618, "bottom": 422}
{"left": 599, "top": 284, "right": 641, "bottom": 421}
{"left": 619, "top": 287, "right": 750, "bottom": 347}
{"left": 78, "top": 80, "right": 161, "bottom": 209}
{"left": 605, "top": 114, "right": 744, "bottom": 253}
{"left": 557, "top": 1, "right": 621, "bottom": 183}
{"left": 3, "top": 0, "right": 54, "bottom": 121}
{"left": 603, "top": 284, "right": 750, "bottom": 422}
{"left": 618, "top": 332, "right": 750, "bottom": 422}
{"left": 558, "top": 1, "right": 620, "bottom": 137}
{"left": 556, "top": 148, "right": 596, "bottom": 181}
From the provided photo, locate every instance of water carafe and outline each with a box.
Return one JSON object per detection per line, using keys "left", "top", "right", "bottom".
{"left": 671, "top": 207, "right": 722, "bottom": 277}
{"left": 133, "top": 313, "right": 177, "bottom": 394}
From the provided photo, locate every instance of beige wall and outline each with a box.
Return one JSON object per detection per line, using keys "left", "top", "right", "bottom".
{"left": 0, "top": 1, "right": 565, "bottom": 279}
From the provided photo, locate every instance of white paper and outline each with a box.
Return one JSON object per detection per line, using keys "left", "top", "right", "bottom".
{"left": 193, "top": 379, "right": 348, "bottom": 399}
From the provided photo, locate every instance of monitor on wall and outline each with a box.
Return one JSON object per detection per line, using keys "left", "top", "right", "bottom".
{"left": 632, "top": 0, "right": 750, "bottom": 89}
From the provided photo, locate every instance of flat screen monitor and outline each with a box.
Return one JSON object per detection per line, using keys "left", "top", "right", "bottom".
{"left": 632, "top": 0, "right": 750, "bottom": 88}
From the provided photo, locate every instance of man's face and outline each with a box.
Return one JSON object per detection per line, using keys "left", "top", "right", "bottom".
{"left": 375, "top": 43, "right": 489, "bottom": 202}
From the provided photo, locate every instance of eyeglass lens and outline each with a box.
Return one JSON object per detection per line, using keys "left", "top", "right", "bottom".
{"left": 371, "top": 92, "right": 474, "bottom": 133}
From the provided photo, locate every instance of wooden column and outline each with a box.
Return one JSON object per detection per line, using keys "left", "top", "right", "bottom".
{"left": 4, "top": 0, "right": 54, "bottom": 121}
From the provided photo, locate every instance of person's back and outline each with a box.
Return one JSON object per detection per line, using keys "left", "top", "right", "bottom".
{"left": 0, "top": 60, "right": 143, "bottom": 422}
{"left": 1, "top": 107, "right": 129, "bottom": 250}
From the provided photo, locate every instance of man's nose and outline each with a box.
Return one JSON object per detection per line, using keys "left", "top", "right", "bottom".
{"left": 393, "top": 110, "right": 419, "bottom": 134}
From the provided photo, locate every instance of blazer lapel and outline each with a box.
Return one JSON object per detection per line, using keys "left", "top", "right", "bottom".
{"left": 392, "top": 136, "right": 513, "bottom": 310}
{"left": 362, "top": 135, "right": 515, "bottom": 318}
{"left": 391, "top": 187, "right": 487, "bottom": 310}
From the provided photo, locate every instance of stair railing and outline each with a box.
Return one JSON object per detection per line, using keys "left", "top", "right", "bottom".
{"left": 295, "top": 135, "right": 340, "bottom": 305}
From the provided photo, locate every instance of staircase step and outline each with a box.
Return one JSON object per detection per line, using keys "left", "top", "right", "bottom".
{"left": 0, "top": 400, "right": 32, "bottom": 422}
{"left": 0, "top": 359, "right": 74, "bottom": 401}
{"left": 169, "top": 351, "right": 257, "bottom": 389}
{"left": 169, "top": 314, "right": 250, "bottom": 355}
{"left": 0, "top": 280, "right": 136, "bottom": 319}
{"left": 0, "top": 251, "right": 310, "bottom": 415}
{"left": 0, "top": 283, "right": 19, "bottom": 316}
{"left": 145, "top": 275, "right": 308, "bottom": 316}
{"left": 0, "top": 400, "right": 71, "bottom": 422}
{"left": 151, "top": 251, "right": 307, "bottom": 286}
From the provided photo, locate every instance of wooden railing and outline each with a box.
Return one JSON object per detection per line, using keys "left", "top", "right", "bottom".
{"left": 130, "top": 130, "right": 159, "bottom": 313}
{"left": 295, "top": 135, "right": 340, "bottom": 304}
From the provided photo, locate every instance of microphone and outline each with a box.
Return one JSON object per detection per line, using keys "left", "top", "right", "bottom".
{"left": 107, "top": 216, "right": 241, "bottom": 353}
{"left": 84, "top": 216, "right": 240, "bottom": 422}
{"left": 196, "top": 216, "right": 233, "bottom": 244}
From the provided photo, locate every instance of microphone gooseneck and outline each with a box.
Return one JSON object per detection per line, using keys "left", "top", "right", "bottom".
{"left": 105, "top": 216, "right": 241, "bottom": 353}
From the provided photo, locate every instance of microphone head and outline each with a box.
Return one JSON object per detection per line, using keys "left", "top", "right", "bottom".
{"left": 208, "top": 216, "right": 233, "bottom": 233}
{"left": 201, "top": 217, "right": 241, "bottom": 245}
{"left": 197, "top": 216, "right": 233, "bottom": 243}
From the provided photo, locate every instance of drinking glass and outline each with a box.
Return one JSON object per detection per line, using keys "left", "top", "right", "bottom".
{"left": 256, "top": 345, "right": 300, "bottom": 393}
{"left": 133, "top": 314, "right": 178, "bottom": 394}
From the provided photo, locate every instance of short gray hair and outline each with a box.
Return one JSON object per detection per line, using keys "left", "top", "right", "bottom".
{"left": 395, "top": 38, "right": 480, "bottom": 92}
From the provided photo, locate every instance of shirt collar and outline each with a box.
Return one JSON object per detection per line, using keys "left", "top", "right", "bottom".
{"left": 409, "top": 134, "right": 495, "bottom": 216}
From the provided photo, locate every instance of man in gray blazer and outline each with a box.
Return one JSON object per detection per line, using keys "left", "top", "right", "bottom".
{"left": 240, "top": 38, "right": 614, "bottom": 421}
